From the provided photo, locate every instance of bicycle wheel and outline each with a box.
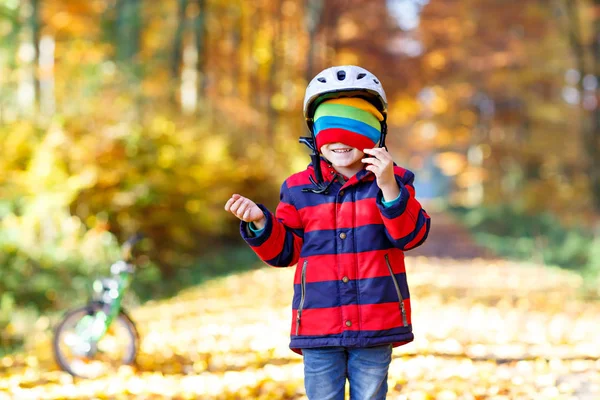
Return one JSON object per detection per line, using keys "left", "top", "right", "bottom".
{"left": 53, "top": 302, "right": 139, "bottom": 378}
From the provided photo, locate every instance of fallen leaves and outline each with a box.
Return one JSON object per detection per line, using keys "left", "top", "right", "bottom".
{"left": 1, "top": 257, "right": 600, "bottom": 399}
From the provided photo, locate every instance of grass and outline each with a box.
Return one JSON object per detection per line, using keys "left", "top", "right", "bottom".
{"left": 448, "top": 204, "right": 600, "bottom": 282}
{"left": 1, "top": 245, "right": 262, "bottom": 357}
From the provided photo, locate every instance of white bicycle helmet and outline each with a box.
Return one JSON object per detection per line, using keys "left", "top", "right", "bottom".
{"left": 303, "top": 65, "right": 388, "bottom": 122}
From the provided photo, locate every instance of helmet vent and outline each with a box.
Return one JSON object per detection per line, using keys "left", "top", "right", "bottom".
{"left": 337, "top": 71, "right": 346, "bottom": 80}
{"left": 373, "top": 78, "right": 380, "bottom": 84}
{"left": 357, "top": 73, "right": 366, "bottom": 80}
{"left": 317, "top": 77, "right": 327, "bottom": 83}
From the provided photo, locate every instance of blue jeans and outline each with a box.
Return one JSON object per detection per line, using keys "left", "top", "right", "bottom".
{"left": 302, "top": 345, "right": 392, "bottom": 400}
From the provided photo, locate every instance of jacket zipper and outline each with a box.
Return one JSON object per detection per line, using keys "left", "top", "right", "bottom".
{"left": 384, "top": 254, "right": 408, "bottom": 327}
{"left": 296, "top": 260, "right": 308, "bottom": 335}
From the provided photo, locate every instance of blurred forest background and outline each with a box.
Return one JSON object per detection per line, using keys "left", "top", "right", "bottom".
{"left": 1, "top": 0, "right": 600, "bottom": 354}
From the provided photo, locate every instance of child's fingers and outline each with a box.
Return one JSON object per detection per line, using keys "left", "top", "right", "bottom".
{"left": 365, "top": 165, "right": 378, "bottom": 174}
{"left": 224, "top": 194, "right": 242, "bottom": 211}
{"left": 361, "top": 157, "right": 383, "bottom": 167}
{"left": 238, "top": 200, "right": 257, "bottom": 220}
{"left": 236, "top": 200, "right": 250, "bottom": 218}
{"left": 242, "top": 208, "right": 251, "bottom": 221}
{"left": 363, "top": 148, "right": 381, "bottom": 158}
{"left": 225, "top": 194, "right": 260, "bottom": 222}
{"left": 224, "top": 197, "right": 237, "bottom": 211}
{"left": 229, "top": 196, "right": 246, "bottom": 214}
{"left": 364, "top": 147, "right": 391, "bottom": 161}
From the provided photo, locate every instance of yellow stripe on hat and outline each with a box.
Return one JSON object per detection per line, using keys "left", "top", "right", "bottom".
{"left": 322, "top": 98, "right": 384, "bottom": 122}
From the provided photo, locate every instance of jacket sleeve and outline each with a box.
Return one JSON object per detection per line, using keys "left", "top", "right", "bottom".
{"left": 376, "top": 168, "right": 431, "bottom": 251}
{"left": 240, "top": 181, "right": 304, "bottom": 267}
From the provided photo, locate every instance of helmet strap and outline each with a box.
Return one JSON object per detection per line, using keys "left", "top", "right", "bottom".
{"left": 379, "top": 120, "right": 388, "bottom": 149}
{"left": 297, "top": 120, "right": 335, "bottom": 194}
{"left": 308, "top": 120, "right": 324, "bottom": 185}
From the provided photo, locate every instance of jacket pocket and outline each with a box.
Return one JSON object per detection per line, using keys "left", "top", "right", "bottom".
{"left": 295, "top": 259, "right": 308, "bottom": 335}
{"left": 384, "top": 254, "right": 408, "bottom": 327}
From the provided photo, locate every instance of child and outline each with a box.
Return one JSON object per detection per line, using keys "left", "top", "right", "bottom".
{"left": 225, "top": 65, "right": 430, "bottom": 400}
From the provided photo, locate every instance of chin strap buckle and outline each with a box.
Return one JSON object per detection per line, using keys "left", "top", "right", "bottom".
{"left": 299, "top": 136, "right": 316, "bottom": 152}
{"left": 302, "top": 175, "right": 335, "bottom": 195}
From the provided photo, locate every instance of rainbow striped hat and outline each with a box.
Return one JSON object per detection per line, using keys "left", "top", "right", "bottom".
{"left": 314, "top": 97, "right": 384, "bottom": 151}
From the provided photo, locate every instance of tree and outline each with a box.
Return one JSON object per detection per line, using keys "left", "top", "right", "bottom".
{"left": 193, "top": 0, "right": 207, "bottom": 101}
{"left": 562, "top": 0, "right": 600, "bottom": 212}
{"left": 305, "top": 0, "right": 324, "bottom": 81}
{"left": 115, "top": 0, "right": 142, "bottom": 62}
{"left": 171, "top": 0, "right": 187, "bottom": 80}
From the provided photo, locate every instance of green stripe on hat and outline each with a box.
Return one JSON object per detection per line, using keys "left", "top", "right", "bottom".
{"left": 314, "top": 103, "right": 381, "bottom": 131}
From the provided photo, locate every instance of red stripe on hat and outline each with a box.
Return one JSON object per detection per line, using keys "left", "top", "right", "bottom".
{"left": 316, "top": 128, "right": 377, "bottom": 151}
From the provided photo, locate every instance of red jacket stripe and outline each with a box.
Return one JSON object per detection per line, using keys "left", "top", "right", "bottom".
{"left": 380, "top": 185, "right": 424, "bottom": 241}
{"left": 252, "top": 213, "right": 287, "bottom": 261}
{"left": 403, "top": 214, "right": 429, "bottom": 250}
{"left": 275, "top": 201, "right": 303, "bottom": 230}
{"left": 293, "top": 250, "right": 406, "bottom": 284}
{"left": 299, "top": 198, "right": 381, "bottom": 232}
{"left": 290, "top": 302, "right": 412, "bottom": 336}
{"left": 291, "top": 307, "right": 344, "bottom": 336}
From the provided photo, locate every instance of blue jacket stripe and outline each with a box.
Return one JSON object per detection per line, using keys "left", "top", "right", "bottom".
{"left": 290, "top": 227, "right": 304, "bottom": 239}
{"left": 239, "top": 204, "right": 273, "bottom": 247}
{"left": 404, "top": 214, "right": 431, "bottom": 250}
{"left": 292, "top": 273, "right": 409, "bottom": 309}
{"left": 291, "top": 326, "right": 413, "bottom": 340}
{"left": 301, "top": 225, "right": 394, "bottom": 256}
{"left": 393, "top": 210, "right": 429, "bottom": 249}
{"left": 265, "top": 229, "right": 299, "bottom": 267}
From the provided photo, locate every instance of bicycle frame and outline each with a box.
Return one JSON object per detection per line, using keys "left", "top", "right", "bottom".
{"left": 76, "top": 264, "right": 133, "bottom": 344}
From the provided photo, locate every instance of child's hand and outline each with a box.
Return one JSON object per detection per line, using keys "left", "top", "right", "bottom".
{"left": 224, "top": 194, "right": 266, "bottom": 228}
{"left": 362, "top": 147, "right": 400, "bottom": 202}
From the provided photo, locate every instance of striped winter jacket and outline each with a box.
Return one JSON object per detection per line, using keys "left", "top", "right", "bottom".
{"left": 240, "top": 160, "right": 431, "bottom": 354}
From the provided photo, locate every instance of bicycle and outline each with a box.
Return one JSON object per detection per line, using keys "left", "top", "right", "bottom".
{"left": 52, "top": 234, "right": 143, "bottom": 378}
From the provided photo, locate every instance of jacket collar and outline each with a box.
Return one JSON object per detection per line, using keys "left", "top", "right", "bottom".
{"left": 308, "top": 159, "right": 375, "bottom": 189}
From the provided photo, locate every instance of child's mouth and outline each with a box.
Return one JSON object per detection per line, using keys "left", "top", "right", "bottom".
{"left": 332, "top": 148, "right": 352, "bottom": 153}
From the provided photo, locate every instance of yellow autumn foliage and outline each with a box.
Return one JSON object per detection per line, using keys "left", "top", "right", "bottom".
{"left": 1, "top": 257, "right": 599, "bottom": 399}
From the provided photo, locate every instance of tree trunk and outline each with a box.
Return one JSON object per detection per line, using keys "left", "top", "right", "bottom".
{"left": 589, "top": 0, "right": 600, "bottom": 211}
{"left": 323, "top": 0, "right": 342, "bottom": 64}
{"left": 266, "top": 2, "right": 282, "bottom": 141}
{"left": 563, "top": 0, "right": 600, "bottom": 212}
{"left": 194, "top": 0, "right": 207, "bottom": 101}
{"left": 17, "top": 0, "right": 37, "bottom": 116}
{"left": 116, "top": 0, "right": 142, "bottom": 62}
{"left": 251, "top": 5, "right": 263, "bottom": 110}
{"left": 230, "top": 4, "right": 241, "bottom": 96}
{"left": 305, "top": 0, "right": 324, "bottom": 82}
{"left": 172, "top": 0, "right": 187, "bottom": 80}
{"left": 30, "top": 0, "right": 40, "bottom": 112}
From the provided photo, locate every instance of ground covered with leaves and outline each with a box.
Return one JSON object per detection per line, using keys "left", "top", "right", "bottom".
{"left": 1, "top": 257, "right": 599, "bottom": 399}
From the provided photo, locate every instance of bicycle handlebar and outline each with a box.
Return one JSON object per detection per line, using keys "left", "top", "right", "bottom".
{"left": 125, "top": 233, "right": 144, "bottom": 246}
{"left": 121, "top": 233, "right": 144, "bottom": 261}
